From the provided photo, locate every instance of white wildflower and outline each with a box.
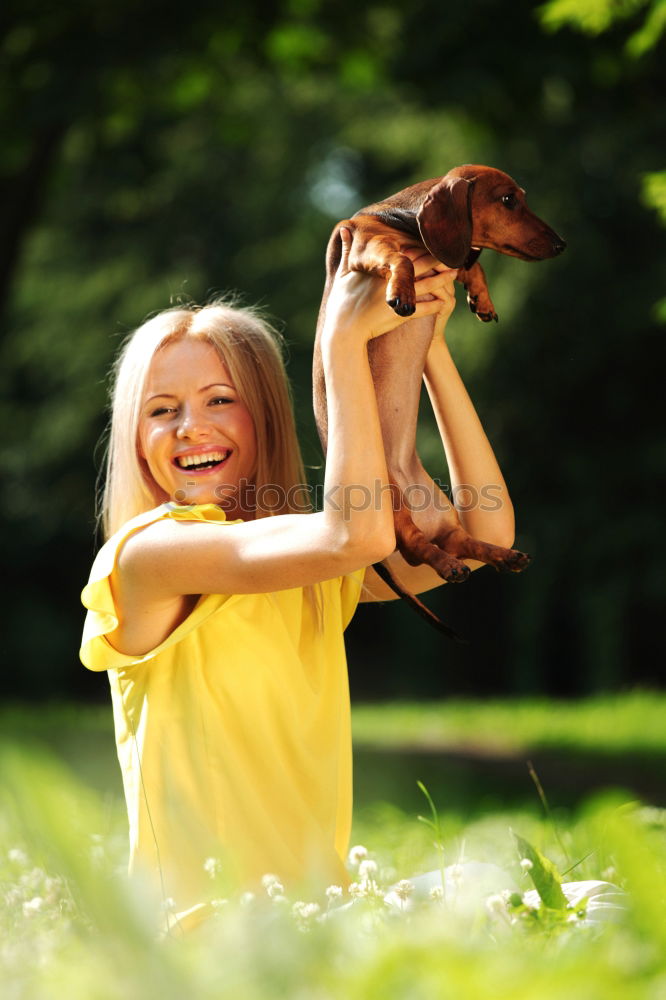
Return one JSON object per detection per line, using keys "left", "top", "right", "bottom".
{"left": 239, "top": 891, "right": 256, "bottom": 907}
{"left": 449, "top": 864, "right": 464, "bottom": 885}
{"left": 8, "top": 848, "right": 28, "bottom": 866}
{"left": 325, "top": 885, "right": 343, "bottom": 901}
{"left": 22, "top": 897, "right": 44, "bottom": 916}
{"left": 358, "top": 859, "right": 378, "bottom": 880}
{"left": 348, "top": 881, "right": 363, "bottom": 899}
{"left": 348, "top": 845, "right": 368, "bottom": 866}
{"left": 261, "top": 873, "right": 281, "bottom": 889}
{"left": 266, "top": 881, "right": 285, "bottom": 899}
{"left": 429, "top": 885, "right": 445, "bottom": 902}
{"left": 359, "top": 878, "right": 383, "bottom": 900}
{"left": 486, "top": 893, "right": 508, "bottom": 918}
{"left": 292, "top": 900, "right": 321, "bottom": 926}
{"left": 393, "top": 880, "right": 414, "bottom": 901}
{"left": 520, "top": 858, "right": 533, "bottom": 873}
{"left": 203, "top": 857, "right": 223, "bottom": 879}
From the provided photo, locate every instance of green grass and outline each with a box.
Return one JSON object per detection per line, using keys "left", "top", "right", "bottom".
{"left": 1, "top": 744, "right": 666, "bottom": 1000}
{"left": 1, "top": 694, "right": 665, "bottom": 999}
{"left": 351, "top": 691, "right": 666, "bottom": 754}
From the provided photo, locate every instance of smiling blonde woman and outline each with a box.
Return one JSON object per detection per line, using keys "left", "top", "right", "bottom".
{"left": 80, "top": 234, "right": 515, "bottom": 933}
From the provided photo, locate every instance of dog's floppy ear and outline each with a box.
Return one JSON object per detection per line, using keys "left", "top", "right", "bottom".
{"left": 416, "top": 176, "right": 473, "bottom": 267}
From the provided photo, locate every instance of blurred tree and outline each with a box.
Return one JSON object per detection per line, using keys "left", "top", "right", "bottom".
{"left": 0, "top": 0, "right": 663, "bottom": 699}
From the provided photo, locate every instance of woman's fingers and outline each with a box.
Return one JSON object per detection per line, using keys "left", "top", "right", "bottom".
{"left": 413, "top": 269, "right": 457, "bottom": 302}
{"left": 403, "top": 245, "right": 457, "bottom": 278}
{"left": 337, "top": 226, "right": 353, "bottom": 274}
{"left": 326, "top": 232, "right": 457, "bottom": 341}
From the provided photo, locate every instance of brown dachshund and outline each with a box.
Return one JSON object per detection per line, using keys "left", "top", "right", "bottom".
{"left": 313, "top": 165, "right": 565, "bottom": 629}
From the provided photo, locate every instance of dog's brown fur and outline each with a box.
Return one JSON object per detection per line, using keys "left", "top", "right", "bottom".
{"left": 313, "top": 164, "right": 565, "bottom": 598}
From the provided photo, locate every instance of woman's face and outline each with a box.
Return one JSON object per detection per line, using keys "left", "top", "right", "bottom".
{"left": 138, "top": 338, "right": 258, "bottom": 516}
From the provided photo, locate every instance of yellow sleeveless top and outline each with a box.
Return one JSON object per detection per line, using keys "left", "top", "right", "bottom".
{"left": 80, "top": 503, "right": 364, "bottom": 924}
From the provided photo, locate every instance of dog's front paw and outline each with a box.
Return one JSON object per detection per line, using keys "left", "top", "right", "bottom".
{"left": 387, "top": 296, "right": 416, "bottom": 317}
{"left": 467, "top": 292, "right": 498, "bottom": 323}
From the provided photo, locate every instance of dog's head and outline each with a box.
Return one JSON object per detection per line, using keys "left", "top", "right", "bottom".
{"left": 416, "top": 165, "right": 566, "bottom": 268}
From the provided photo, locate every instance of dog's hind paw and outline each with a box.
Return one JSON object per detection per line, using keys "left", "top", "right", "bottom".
{"left": 444, "top": 561, "right": 471, "bottom": 582}
{"left": 494, "top": 549, "right": 531, "bottom": 573}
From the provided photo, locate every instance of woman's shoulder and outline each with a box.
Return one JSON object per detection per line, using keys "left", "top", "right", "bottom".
{"left": 80, "top": 504, "right": 236, "bottom": 671}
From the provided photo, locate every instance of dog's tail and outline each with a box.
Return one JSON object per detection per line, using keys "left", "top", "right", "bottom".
{"left": 372, "top": 561, "right": 466, "bottom": 643}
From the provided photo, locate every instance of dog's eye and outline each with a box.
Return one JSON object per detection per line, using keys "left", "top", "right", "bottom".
{"left": 501, "top": 193, "right": 518, "bottom": 210}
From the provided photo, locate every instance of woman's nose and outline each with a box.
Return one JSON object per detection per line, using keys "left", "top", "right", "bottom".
{"left": 176, "top": 406, "right": 209, "bottom": 438}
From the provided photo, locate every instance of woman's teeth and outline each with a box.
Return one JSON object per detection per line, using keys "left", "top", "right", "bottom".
{"left": 176, "top": 450, "right": 228, "bottom": 469}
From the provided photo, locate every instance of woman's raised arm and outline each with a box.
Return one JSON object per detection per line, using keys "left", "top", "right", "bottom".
{"left": 362, "top": 283, "right": 516, "bottom": 601}
{"left": 112, "top": 235, "right": 455, "bottom": 611}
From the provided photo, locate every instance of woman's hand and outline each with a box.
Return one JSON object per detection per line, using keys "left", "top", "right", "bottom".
{"left": 322, "top": 229, "right": 458, "bottom": 344}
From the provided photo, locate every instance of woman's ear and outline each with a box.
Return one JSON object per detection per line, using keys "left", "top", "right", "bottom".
{"left": 416, "top": 175, "right": 473, "bottom": 268}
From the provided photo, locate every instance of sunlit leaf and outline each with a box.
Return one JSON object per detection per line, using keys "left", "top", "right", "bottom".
{"left": 514, "top": 832, "right": 568, "bottom": 910}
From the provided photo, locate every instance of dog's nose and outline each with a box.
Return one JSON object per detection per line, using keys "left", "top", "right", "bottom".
{"left": 552, "top": 238, "right": 567, "bottom": 255}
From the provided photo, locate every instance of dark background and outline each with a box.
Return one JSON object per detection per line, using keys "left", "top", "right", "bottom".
{"left": 1, "top": 0, "right": 664, "bottom": 703}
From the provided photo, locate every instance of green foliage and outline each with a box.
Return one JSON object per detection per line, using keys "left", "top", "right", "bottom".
{"left": 1, "top": 0, "right": 664, "bottom": 699}
{"left": 642, "top": 170, "right": 666, "bottom": 225}
{"left": 538, "top": 0, "right": 666, "bottom": 54}
{"left": 539, "top": 0, "right": 650, "bottom": 36}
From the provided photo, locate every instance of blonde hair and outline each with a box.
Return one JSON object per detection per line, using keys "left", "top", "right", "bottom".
{"left": 102, "top": 299, "right": 311, "bottom": 540}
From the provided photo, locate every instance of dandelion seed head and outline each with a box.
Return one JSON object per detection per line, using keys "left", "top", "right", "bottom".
{"left": 348, "top": 845, "right": 368, "bottom": 866}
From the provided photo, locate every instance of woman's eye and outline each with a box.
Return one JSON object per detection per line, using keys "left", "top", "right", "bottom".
{"left": 150, "top": 406, "right": 175, "bottom": 417}
{"left": 501, "top": 193, "right": 517, "bottom": 210}
{"left": 210, "top": 396, "right": 233, "bottom": 406}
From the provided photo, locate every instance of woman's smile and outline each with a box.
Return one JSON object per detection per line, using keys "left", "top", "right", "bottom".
{"left": 173, "top": 447, "right": 233, "bottom": 472}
